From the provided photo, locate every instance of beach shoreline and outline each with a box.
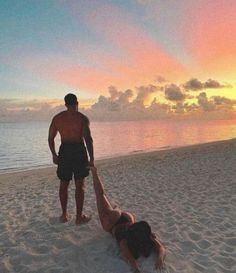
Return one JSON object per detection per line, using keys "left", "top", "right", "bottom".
{"left": 1, "top": 138, "right": 236, "bottom": 273}
{"left": 1, "top": 137, "right": 235, "bottom": 176}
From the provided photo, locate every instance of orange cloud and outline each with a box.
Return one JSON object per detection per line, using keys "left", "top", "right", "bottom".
{"left": 1, "top": 78, "right": 235, "bottom": 122}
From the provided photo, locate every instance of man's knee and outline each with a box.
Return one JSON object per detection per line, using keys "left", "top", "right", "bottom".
{"left": 75, "top": 179, "right": 85, "bottom": 191}
{"left": 60, "top": 180, "right": 69, "bottom": 190}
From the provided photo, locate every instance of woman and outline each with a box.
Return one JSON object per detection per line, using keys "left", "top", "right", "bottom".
{"left": 90, "top": 166, "right": 166, "bottom": 273}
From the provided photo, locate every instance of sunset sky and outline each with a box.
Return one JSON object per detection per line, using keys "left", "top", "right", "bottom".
{"left": 1, "top": 0, "right": 236, "bottom": 121}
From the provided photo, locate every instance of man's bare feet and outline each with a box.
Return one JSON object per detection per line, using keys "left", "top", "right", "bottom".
{"left": 75, "top": 214, "right": 92, "bottom": 225}
{"left": 60, "top": 213, "right": 71, "bottom": 223}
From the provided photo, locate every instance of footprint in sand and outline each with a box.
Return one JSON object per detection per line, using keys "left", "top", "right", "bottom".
{"left": 188, "top": 232, "right": 201, "bottom": 241}
{"left": 197, "top": 239, "right": 211, "bottom": 249}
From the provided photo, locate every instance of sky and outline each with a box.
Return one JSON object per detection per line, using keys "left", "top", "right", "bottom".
{"left": 1, "top": 0, "right": 236, "bottom": 121}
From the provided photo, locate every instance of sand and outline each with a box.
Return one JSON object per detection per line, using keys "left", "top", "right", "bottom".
{"left": 0, "top": 139, "right": 236, "bottom": 273}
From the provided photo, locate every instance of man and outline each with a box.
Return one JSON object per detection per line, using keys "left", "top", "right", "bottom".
{"left": 48, "top": 93, "right": 94, "bottom": 224}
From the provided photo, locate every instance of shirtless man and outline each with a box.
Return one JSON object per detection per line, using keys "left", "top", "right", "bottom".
{"left": 48, "top": 93, "right": 94, "bottom": 224}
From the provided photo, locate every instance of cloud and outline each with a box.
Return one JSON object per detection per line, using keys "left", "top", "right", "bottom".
{"left": 171, "top": 102, "right": 186, "bottom": 114}
{"left": 1, "top": 79, "right": 236, "bottom": 122}
{"left": 164, "top": 84, "right": 185, "bottom": 101}
{"left": 171, "top": 101, "right": 200, "bottom": 115}
{"left": 204, "top": 79, "right": 225, "bottom": 89}
{"left": 0, "top": 98, "right": 64, "bottom": 122}
{"left": 197, "top": 92, "right": 236, "bottom": 112}
{"left": 148, "top": 97, "right": 170, "bottom": 112}
{"left": 197, "top": 92, "right": 216, "bottom": 111}
{"left": 183, "top": 78, "right": 203, "bottom": 91}
{"left": 183, "top": 78, "right": 229, "bottom": 91}
{"left": 107, "top": 86, "right": 133, "bottom": 104}
{"left": 134, "top": 85, "right": 158, "bottom": 103}
{"left": 108, "top": 86, "right": 120, "bottom": 101}
{"left": 155, "top": 75, "right": 168, "bottom": 84}
{"left": 85, "top": 83, "right": 236, "bottom": 121}
{"left": 90, "top": 84, "right": 158, "bottom": 119}
{"left": 117, "top": 89, "right": 133, "bottom": 104}
{"left": 212, "top": 96, "right": 236, "bottom": 106}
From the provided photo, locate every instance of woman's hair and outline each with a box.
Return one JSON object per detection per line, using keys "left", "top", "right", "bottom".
{"left": 126, "top": 221, "right": 155, "bottom": 259}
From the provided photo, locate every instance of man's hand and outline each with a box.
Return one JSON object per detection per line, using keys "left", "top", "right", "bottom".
{"left": 52, "top": 154, "right": 58, "bottom": 165}
{"left": 89, "top": 165, "right": 97, "bottom": 175}
{"left": 133, "top": 268, "right": 142, "bottom": 273}
{"left": 88, "top": 159, "right": 94, "bottom": 167}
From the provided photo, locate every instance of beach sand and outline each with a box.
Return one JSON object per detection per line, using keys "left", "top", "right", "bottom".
{"left": 0, "top": 139, "right": 236, "bottom": 273}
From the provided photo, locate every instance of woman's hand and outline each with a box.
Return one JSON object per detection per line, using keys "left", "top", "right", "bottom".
{"left": 89, "top": 165, "right": 97, "bottom": 175}
{"left": 155, "top": 246, "right": 166, "bottom": 269}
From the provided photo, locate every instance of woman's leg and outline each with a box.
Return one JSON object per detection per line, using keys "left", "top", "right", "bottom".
{"left": 91, "top": 168, "right": 121, "bottom": 231}
{"left": 120, "top": 211, "right": 135, "bottom": 223}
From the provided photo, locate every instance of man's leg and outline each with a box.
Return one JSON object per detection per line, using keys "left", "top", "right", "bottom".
{"left": 59, "top": 180, "right": 70, "bottom": 222}
{"left": 75, "top": 179, "right": 91, "bottom": 224}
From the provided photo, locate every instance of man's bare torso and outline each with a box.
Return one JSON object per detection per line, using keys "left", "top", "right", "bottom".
{"left": 53, "top": 111, "right": 84, "bottom": 143}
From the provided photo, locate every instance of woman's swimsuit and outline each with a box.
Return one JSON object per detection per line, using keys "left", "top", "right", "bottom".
{"left": 112, "top": 213, "right": 133, "bottom": 242}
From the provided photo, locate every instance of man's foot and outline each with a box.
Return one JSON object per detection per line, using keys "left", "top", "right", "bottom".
{"left": 59, "top": 213, "right": 71, "bottom": 223}
{"left": 75, "top": 214, "right": 92, "bottom": 225}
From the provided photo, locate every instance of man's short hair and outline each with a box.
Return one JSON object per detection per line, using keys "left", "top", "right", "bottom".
{"left": 64, "top": 93, "right": 78, "bottom": 106}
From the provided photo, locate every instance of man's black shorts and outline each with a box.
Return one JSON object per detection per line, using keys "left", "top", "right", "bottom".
{"left": 57, "top": 142, "right": 89, "bottom": 181}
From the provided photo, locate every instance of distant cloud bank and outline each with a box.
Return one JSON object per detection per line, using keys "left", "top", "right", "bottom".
{"left": 183, "top": 78, "right": 230, "bottom": 91}
{"left": 0, "top": 78, "right": 235, "bottom": 122}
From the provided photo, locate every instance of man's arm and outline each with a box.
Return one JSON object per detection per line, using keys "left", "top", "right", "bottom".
{"left": 48, "top": 117, "right": 58, "bottom": 165}
{"left": 119, "top": 239, "right": 141, "bottom": 272}
{"left": 82, "top": 116, "right": 94, "bottom": 165}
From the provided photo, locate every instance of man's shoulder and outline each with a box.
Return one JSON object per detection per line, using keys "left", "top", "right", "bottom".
{"left": 78, "top": 112, "right": 89, "bottom": 123}
{"left": 51, "top": 111, "right": 66, "bottom": 122}
{"left": 54, "top": 111, "right": 66, "bottom": 118}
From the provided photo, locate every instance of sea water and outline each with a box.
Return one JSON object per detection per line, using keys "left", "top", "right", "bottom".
{"left": 0, "top": 119, "right": 236, "bottom": 173}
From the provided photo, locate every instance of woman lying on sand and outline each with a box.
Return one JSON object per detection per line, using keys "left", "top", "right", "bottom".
{"left": 90, "top": 166, "right": 166, "bottom": 273}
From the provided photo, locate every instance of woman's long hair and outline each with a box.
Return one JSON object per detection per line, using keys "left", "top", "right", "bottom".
{"left": 126, "top": 221, "right": 155, "bottom": 259}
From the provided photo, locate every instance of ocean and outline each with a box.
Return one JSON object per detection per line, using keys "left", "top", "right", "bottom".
{"left": 0, "top": 119, "right": 236, "bottom": 173}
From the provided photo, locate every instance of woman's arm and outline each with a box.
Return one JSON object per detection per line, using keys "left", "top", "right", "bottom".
{"left": 119, "top": 239, "right": 141, "bottom": 272}
{"left": 150, "top": 233, "right": 166, "bottom": 269}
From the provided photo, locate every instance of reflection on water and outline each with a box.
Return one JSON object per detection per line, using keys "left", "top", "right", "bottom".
{"left": 0, "top": 119, "right": 236, "bottom": 172}
{"left": 92, "top": 119, "right": 236, "bottom": 159}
